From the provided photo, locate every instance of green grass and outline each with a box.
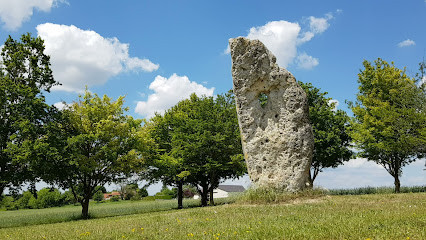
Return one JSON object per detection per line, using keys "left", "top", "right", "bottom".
{"left": 0, "top": 198, "right": 234, "bottom": 229}
{"left": 0, "top": 193, "right": 424, "bottom": 239}
{"left": 328, "top": 185, "right": 426, "bottom": 195}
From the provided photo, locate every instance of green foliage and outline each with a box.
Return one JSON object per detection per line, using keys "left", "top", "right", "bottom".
{"left": 155, "top": 186, "right": 175, "bottom": 198}
{"left": 93, "top": 191, "right": 104, "bottom": 202}
{"left": 0, "top": 34, "right": 58, "bottom": 196}
{"left": 349, "top": 58, "right": 426, "bottom": 192}
{"left": 138, "top": 187, "right": 149, "bottom": 198}
{"left": 258, "top": 92, "right": 268, "bottom": 107}
{"left": 145, "top": 91, "right": 245, "bottom": 207}
{"left": 110, "top": 196, "right": 120, "bottom": 202}
{"left": 36, "top": 90, "right": 146, "bottom": 218}
{"left": 15, "top": 191, "right": 36, "bottom": 209}
{"left": 299, "top": 82, "right": 353, "bottom": 183}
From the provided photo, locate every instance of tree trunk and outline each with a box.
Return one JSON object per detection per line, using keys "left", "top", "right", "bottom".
{"left": 200, "top": 184, "right": 209, "bottom": 207}
{"left": 209, "top": 186, "right": 214, "bottom": 206}
{"left": 29, "top": 181, "right": 37, "bottom": 199}
{"left": 81, "top": 198, "right": 90, "bottom": 219}
{"left": 0, "top": 185, "right": 4, "bottom": 201}
{"left": 393, "top": 174, "right": 401, "bottom": 193}
{"left": 177, "top": 181, "right": 183, "bottom": 209}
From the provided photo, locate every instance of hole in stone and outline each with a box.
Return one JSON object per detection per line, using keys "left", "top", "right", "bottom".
{"left": 260, "top": 141, "right": 264, "bottom": 145}
{"left": 258, "top": 92, "right": 268, "bottom": 108}
{"left": 275, "top": 114, "right": 279, "bottom": 118}
{"left": 256, "top": 166, "right": 262, "bottom": 174}
{"left": 265, "top": 138, "right": 269, "bottom": 143}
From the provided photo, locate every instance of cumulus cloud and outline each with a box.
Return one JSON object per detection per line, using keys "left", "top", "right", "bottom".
{"left": 36, "top": 23, "right": 159, "bottom": 92}
{"left": 227, "top": 13, "right": 334, "bottom": 70}
{"left": 53, "top": 101, "right": 68, "bottom": 110}
{"left": 295, "top": 52, "right": 319, "bottom": 69}
{"left": 247, "top": 20, "right": 301, "bottom": 68}
{"left": 397, "top": 39, "right": 415, "bottom": 47}
{"left": 0, "top": 0, "right": 66, "bottom": 31}
{"left": 135, "top": 74, "right": 215, "bottom": 119}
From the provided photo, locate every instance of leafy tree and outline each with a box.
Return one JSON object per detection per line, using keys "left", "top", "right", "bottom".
{"left": 138, "top": 187, "right": 148, "bottom": 198}
{"left": 146, "top": 91, "right": 245, "bottom": 207}
{"left": 299, "top": 82, "right": 353, "bottom": 183}
{"left": 34, "top": 90, "right": 146, "bottom": 218}
{"left": 93, "top": 190, "right": 104, "bottom": 202}
{"left": 350, "top": 58, "right": 426, "bottom": 192}
{"left": 0, "top": 34, "right": 58, "bottom": 197}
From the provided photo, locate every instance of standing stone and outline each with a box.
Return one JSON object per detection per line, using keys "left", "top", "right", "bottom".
{"left": 229, "top": 37, "right": 314, "bottom": 192}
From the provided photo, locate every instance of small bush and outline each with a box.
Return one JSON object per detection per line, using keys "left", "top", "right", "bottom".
{"left": 155, "top": 195, "right": 173, "bottom": 200}
{"left": 237, "top": 186, "right": 325, "bottom": 204}
{"left": 93, "top": 191, "right": 104, "bottom": 202}
{"left": 110, "top": 196, "right": 120, "bottom": 202}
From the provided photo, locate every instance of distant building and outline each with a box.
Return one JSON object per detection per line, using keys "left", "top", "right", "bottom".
{"left": 103, "top": 191, "right": 120, "bottom": 200}
{"left": 193, "top": 185, "right": 245, "bottom": 199}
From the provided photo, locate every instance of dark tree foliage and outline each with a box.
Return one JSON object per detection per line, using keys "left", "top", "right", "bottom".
{"left": 145, "top": 91, "right": 245, "bottom": 207}
{"left": 299, "top": 82, "right": 353, "bottom": 183}
{"left": 0, "top": 34, "right": 58, "bottom": 198}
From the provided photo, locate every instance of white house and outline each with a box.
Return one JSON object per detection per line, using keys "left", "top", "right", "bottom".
{"left": 193, "top": 185, "right": 245, "bottom": 199}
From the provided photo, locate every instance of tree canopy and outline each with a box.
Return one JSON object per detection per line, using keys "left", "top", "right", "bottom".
{"left": 0, "top": 34, "right": 58, "bottom": 197}
{"left": 299, "top": 82, "right": 353, "bottom": 183}
{"left": 350, "top": 58, "right": 426, "bottom": 192}
{"left": 146, "top": 92, "right": 246, "bottom": 207}
{"left": 34, "top": 90, "right": 146, "bottom": 218}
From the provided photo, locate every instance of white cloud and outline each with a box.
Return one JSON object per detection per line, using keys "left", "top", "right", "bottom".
{"left": 135, "top": 74, "right": 215, "bottom": 118}
{"left": 53, "top": 101, "right": 68, "bottom": 110}
{"left": 295, "top": 52, "right": 319, "bottom": 69}
{"left": 397, "top": 39, "right": 416, "bottom": 47}
{"left": 36, "top": 23, "right": 159, "bottom": 92}
{"left": 0, "top": 0, "right": 66, "bottom": 31}
{"left": 247, "top": 20, "right": 300, "bottom": 68}
{"left": 228, "top": 13, "right": 334, "bottom": 70}
{"left": 328, "top": 99, "right": 340, "bottom": 111}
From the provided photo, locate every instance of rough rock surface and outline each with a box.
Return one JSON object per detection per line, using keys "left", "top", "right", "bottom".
{"left": 229, "top": 37, "right": 314, "bottom": 192}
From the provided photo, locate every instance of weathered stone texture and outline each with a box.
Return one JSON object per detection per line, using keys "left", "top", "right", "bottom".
{"left": 229, "top": 37, "right": 313, "bottom": 192}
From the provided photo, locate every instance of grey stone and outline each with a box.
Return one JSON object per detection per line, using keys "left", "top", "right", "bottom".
{"left": 229, "top": 37, "right": 313, "bottom": 192}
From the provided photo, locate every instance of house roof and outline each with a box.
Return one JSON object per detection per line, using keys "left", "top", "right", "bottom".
{"left": 217, "top": 185, "right": 245, "bottom": 192}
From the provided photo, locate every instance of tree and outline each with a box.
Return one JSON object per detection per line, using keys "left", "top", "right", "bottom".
{"left": 299, "top": 82, "right": 353, "bottom": 183}
{"left": 147, "top": 91, "right": 246, "bottom": 207}
{"left": 93, "top": 190, "right": 104, "bottom": 202}
{"left": 350, "top": 58, "right": 426, "bottom": 192}
{"left": 0, "top": 34, "right": 58, "bottom": 198}
{"left": 35, "top": 90, "right": 146, "bottom": 218}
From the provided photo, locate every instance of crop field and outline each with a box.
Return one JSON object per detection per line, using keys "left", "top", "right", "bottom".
{"left": 0, "top": 193, "right": 424, "bottom": 240}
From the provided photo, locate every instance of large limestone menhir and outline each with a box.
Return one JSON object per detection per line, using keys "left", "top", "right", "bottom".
{"left": 229, "top": 37, "right": 314, "bottom": 192}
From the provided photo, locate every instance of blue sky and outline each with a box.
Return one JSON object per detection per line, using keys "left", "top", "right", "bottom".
{"left": 1, "top": 0, "right": 424, "bottom": 194}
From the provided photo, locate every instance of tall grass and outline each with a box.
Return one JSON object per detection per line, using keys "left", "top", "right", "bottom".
{"left": 237, "top": 187, "right": 325, "bottom": 204}
{"left": 328, "top": 185, "right": 425, "bottom": 195}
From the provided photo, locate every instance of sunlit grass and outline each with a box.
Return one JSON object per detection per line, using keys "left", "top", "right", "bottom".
{"left": 0, "top": 193, "right": 424, "bottom": 239}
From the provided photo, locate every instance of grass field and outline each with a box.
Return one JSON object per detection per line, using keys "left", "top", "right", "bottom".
{"left": 0, "top": 193, "right": 424, "bottom": 240}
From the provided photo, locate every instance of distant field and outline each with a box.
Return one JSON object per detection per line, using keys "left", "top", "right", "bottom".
{"left": 0, "top": 193, "right": 424, "bottom": 240}
{"left": 0, "top": 198, "right": 210, "bottom": 229}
